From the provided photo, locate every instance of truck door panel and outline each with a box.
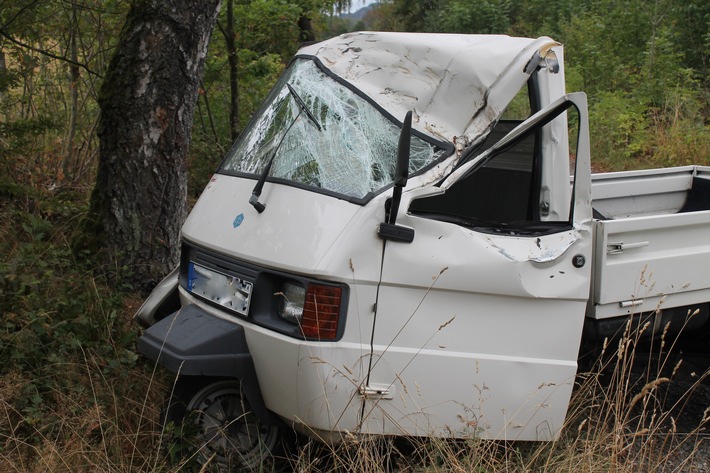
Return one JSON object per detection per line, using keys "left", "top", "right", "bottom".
{"left": 364, "top": 94, "right": 593, "bottom": 441}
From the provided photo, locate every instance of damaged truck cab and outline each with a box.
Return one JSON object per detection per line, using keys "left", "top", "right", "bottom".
{"left": 136, "top": 32, "right": 709, "bottom": 468}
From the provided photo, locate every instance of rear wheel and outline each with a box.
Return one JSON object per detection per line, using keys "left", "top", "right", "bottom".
{"left": 165, "top": 378, "right": 280, "bottom": 471}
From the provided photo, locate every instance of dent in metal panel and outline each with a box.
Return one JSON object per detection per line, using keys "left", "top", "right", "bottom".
{"left": 485, "top": 231, "right": 579, "bottom": 263}
{"left": 299, "top": 33, "right": 560, "bottom": 144}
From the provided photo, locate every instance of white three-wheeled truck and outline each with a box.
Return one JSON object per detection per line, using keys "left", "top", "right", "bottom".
{"left": 136, "top": 32, "right": 710, "bottom": 469}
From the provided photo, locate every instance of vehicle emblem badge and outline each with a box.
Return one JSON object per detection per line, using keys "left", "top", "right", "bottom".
{"left": 233, "top": 213, "right": 244, "bottom": 228}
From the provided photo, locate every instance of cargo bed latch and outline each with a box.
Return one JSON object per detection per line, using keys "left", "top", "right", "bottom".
{"left": 607, "top": 241, "right": 649, "bottom": 254}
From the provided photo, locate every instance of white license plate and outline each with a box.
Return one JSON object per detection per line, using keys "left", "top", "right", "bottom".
{"left": 188, "top": 262, "right": 253, "bottom": 316}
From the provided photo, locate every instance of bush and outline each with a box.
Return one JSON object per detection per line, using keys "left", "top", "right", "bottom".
{"left": 0, "top": 183, "right": 169, "bottom": 471}
{"left": 588, "top": 91, "right": 649, "bottom": 170}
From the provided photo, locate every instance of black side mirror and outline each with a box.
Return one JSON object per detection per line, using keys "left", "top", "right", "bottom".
{"left": 378, "top": 111, "right": 414, "bottom": 243}
{"left": 388, "top": 110, "right": 412, "bottom": 224}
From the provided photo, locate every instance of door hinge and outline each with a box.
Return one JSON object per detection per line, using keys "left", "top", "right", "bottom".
{"left": 359, "top": 384, "right": 394, "bottom": 400}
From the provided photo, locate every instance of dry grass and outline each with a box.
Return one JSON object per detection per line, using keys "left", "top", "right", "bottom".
{"left": 283, "top": 313, "right": 709, "bottom": 473}
{"left": 0, "top": 309, "right": 707, "bottom": 472}
{"left": 520, "top": 317, "right": 709, "bottom": 473}
{"left": 0, "top": 359, "right": 170, "bottom": 473}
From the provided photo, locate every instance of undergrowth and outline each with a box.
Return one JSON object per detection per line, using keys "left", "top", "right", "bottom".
{"left": 587, "top": 88, "right": 710, "bottom": 172}
{"left": 0, "top": 181, "right": 169, "bottom": 472}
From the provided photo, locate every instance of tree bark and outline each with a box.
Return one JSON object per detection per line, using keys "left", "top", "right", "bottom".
{"left": 225, "top": 0, "right": 239, "bottom": 141}
{"left": 297, "top": 14, "right": 316, "bottom": 44}
{"left": 82, "top": 0, "right": 221, "bottom": 288}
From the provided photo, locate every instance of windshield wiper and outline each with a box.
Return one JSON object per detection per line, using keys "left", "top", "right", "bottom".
{"left": 250, "top": 85, "right": 321, "bottom": 213}
{"left": 248, "top": 158, "right": 273, "bottom": 213}
{"left": 286, "top": 83, "right": 321, "bottom": 131}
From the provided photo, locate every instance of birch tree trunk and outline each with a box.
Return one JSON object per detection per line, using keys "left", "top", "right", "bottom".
{"left": 83, "top": 0, "right": 221, "bottom": 287}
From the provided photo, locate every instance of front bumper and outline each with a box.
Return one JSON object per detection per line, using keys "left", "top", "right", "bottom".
{"left": 138, "top": 304, "right": 253, "bottom": 377}
{"left": 138, "top": 304, "right": 278, "bottom": 425}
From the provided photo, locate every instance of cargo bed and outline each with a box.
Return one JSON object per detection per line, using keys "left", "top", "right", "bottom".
{"left": 589, "top": 166, "right": 710, "bottom": 323}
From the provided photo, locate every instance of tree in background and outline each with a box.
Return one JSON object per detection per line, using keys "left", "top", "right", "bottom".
{"left": 0, "top": 0, "right": 125, "bottom": 186}
{"left": 80, "top": 0, "right": 348, "bottom": 286}
{"left": 2, "top": 0, "right": 352, "bottom": 288}
{"left": 189, "top": 0, "right": 350, "bottom": 194}
{"left": 80, "top": 0, "right": 221, "bottom": 287}
{"left": 367, "top": 0, "right": 708, "bottom": 170}
{"left": 424, "top": 0, "right": 511, "bottom": 34}
{"left": 555, "top": 0, "right": 708, "bottom": 168}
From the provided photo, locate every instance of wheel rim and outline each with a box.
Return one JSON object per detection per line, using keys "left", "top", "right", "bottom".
{"left": 186, "top": 380, "right": 278, "bottom": 470}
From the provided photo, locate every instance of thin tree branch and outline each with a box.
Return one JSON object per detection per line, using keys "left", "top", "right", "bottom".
{"left": 0, "top": 27, "right": 101, "bottom": 77}
{"left": 0, "top": 0, "right": 41, "bottom": 30}
{"left": 216, "top": 19, "right": 227, "bottom": 39}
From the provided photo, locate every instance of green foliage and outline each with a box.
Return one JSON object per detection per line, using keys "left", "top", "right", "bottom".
{"left": 190, "top": 49, "right": 284, "bottom": 194}
{"left": 0, "top": 1, "right": 128, "bottom": 189}
{"left": 639, "top": 28, "right": 697, "bottom": 106}
{"left": 0, "top": 115, "right": 57, "bottom": 158}
{"left": 425, "top": 0, "right": 511, "bottom": 34}
{"left": 187, "top": 0, "right": 349, "bottom": 193}
{"left": 0, "top": 60, "right": 19, "bottom": 91}
{"left": 585, "top": 87, "right": 709, "bottom": 171}
{"left": 376, "top": 0, "right": 709, "bottom": 172}
{"left": 586, "top": 91, "right": 649, "bottom": 168}
{"left": 357, "top": 2, "right": 400, "bottom": 31}
{"left": 671, "top": 1, "right": 710, "bottom": 81}
{"left": 643, "top": 88, "right": 710, "bottom": 168}
{"left": 0, "top": 185, "right": 144, "bottom": 442}
{"left": 555, "top": 0, "right": 709, "bottom": 169}
{"left": 508, "top": 0, "right": 589, "bottom": 37}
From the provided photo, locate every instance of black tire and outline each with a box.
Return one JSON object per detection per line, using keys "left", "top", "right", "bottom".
{"left": 164, "top": 377, "right": 280, "bottom": 472}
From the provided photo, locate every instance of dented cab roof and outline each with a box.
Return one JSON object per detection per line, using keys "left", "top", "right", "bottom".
{"left": 298, "top": 32, "right": 561, "bottom": 145}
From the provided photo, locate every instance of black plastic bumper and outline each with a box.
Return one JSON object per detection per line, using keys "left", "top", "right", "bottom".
{"left": 138, "top": 304, "right": 278, "bottom": 425}
{"left": 138, "top": 304, "right": 253, "bottom": 377}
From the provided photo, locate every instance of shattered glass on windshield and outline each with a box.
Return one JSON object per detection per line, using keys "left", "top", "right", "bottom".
{"left": 221, "top": 59, "right": 448, "bottom": 199}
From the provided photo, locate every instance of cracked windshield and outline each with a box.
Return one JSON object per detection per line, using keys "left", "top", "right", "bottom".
{"left": 221, "top": 58, "right": 448, "bottom": 199}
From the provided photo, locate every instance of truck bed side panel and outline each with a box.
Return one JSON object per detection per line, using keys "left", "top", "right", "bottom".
{"left": 593, "top": 210, "right": 710, "bottom": 319}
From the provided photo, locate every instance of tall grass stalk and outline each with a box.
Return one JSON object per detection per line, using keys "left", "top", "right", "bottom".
{"left": 284, "top": 314, "right": 708, "bottom": 473}
{"left": 1, "top": 304, "right": 706, "bottom": 472}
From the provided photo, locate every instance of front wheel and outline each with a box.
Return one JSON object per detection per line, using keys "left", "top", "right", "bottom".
{"left": 165, "top": 378, "right": 280, "bottom": 471}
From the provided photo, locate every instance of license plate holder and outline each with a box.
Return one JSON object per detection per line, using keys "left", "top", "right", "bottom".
{"left": 187, "top": 261, "right": 253, "bottom": 317}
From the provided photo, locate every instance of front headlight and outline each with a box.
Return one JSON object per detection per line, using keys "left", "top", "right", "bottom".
{"left": 277, "top": 281, "right": 306, "bottom": 324}
{"left": 278, "top": 280, "right": 343, "bottom": 340}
